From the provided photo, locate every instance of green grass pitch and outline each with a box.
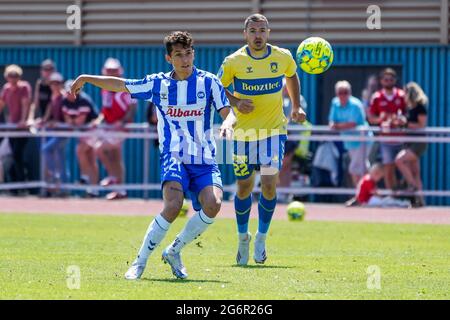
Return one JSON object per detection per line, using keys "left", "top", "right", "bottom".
{"left": 0, "top": 213, "right": 449, "bottom": 300}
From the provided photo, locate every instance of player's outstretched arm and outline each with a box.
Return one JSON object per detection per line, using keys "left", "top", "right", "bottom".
{"left": 70, "top": 75, "right": 128, "bottom": 96}
{"left": 285, "top": 74, "right": 306, "bottom": 123}
{"left": 224, "top": 89, "right": 255, "bottom": 114}
{"left": 218, "top": 107, "right": 236, "bottom": 140}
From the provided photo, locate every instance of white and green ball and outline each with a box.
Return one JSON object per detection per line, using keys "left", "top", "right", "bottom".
{"left": 287, "top": 201, "right": 306, "bottom": 221}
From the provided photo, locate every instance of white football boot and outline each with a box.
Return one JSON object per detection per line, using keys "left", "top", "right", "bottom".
{"left": 236, "top": 232, "right": 252, "bottom": 265}
{"left": 254, "top": 232, "right": 267, "bottom": 264}
{"left": 124, "top": 262, "right": 145, "bottom": 280}
{"left": 162, "top": 249, "right": 188, "bottom": 279}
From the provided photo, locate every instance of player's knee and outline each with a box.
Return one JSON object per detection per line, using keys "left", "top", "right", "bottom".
{"left": 202, "top": 196, "right": 222, "bottom": 217}
{"left": 236, "top": 180, "right": 253, "bottom": 198}
{"left": 261, "top": 184, "right": 277, "bottom": 199}
{"left": 163, "top": 200, "right": 184, "bottom": 221}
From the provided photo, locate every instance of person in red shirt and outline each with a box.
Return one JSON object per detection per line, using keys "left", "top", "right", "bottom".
{"left": 368, "top": 68, "right": 407, "bottom": 191}
{"left": 92, "top": 58, "right": 136, "bottom": 200}
{"left": 356, "top": 163, "right": 410, "bottom": 207}
{"left": 0, "top": 64, "right": 32, "bottom": 186}
{"left": 356, "top": 164, "right": 384, "bottom": 205}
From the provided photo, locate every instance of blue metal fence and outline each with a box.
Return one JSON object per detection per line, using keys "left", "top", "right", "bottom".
{"left": 0, "top": 44, "right": 448, "bottom": 204}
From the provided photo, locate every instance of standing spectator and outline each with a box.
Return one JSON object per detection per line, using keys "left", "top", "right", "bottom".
{"left": 93, "top": 58, "right": 136, "bottom": 200}
{"left": 368, "top": 68, "right": 407, "bottom": 191}
{"left": 329, "top": 80, "right": 370, "bottom": 186}
{"left": 62, "top": 80, "right": 99, "bottom": 197}
{"left": 0, "top": 65, "right": 32, "bottom": 188}
{"left": 395, "top": 82, "right": 428, "bottom": 207}
{"left": 30, "top": 59, "right": 55, "bottom": 123}
{"left": 361, "top": 74, "right": 379, "bottom": 111}
{"left": 40, "top": 72, "right": 69, "bottom": 196}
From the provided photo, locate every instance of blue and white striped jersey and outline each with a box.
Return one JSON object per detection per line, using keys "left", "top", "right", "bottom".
{"left": 125, "top": 67, "right": 230, "bottom": 164}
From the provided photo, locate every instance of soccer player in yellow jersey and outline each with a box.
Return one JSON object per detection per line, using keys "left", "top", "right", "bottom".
{"left": 218, "top": 14, "right": 306, "bottom": 265}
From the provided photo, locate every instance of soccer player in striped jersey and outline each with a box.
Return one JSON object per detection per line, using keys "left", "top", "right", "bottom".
{"left": 218, "top": 14, "right": 306, "bottom": 265}
{"left": 71, "top": 31, "right": 235, "bottom": 280}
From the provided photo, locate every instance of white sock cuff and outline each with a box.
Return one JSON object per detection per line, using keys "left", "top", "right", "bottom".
{"left": 198, "top": 209, "right": 214, "bottom": 225}
{"left": 238, "top": 232, "right": 250, "bottom": 241}
{"left": 155, "top": 214, "right": 171, "bottom": 231}
{"left": 255, "top": 231, "right": 267, "bottom": 241}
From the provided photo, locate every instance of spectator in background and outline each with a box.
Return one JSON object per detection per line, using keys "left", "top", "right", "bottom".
{"left": 355, "top": 163, "right": 410, "bottom": 208}
{"left": 30, "top": 59, "right": 55, "bottom": 123}
{"left": 329, "top": 80, "right": 370, "bottom": 186}
{"left": 361, "top": 74, "right": 379, "bottom": 111}
{"left": 146, "top": 101, "right": 160, "bottom": 148}
{"left": 40, "top": 72, "right": 69, "bottom": 196}
{"left": 395, "top": 82, "right": 428, "bottom": 207}
{"left": 0, "top": 64, "right": 32, "bottom": 188}
{"left": 92, "top": 58, "right": 136, "bottom": 200}
{"left": 368, "top": 68, "right": 407, "bottom": 191}
{"left": 62, "top": 80, "right": 99, "bottom": 197}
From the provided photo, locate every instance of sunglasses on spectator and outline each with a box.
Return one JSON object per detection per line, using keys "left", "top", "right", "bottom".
{"left": 7, "top": 73, "right": 20, "bottom": 78}
{"left": 42, "top": 67, "right": 54, "bottom": 71}
{"left": 382, "top": 77, "right": 395, "bottom": 82}
{"left": 337, "top": 91, "right": 350, "bottom": 96}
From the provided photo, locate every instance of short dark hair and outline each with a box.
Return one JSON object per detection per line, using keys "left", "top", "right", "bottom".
{"left": 380, "top": 68, "right": 397, "bottom": 79}
{"left": 164, "top": 31, "right": 194, "bottom": 55}
{"left": 244, "top": 13, "right": 269, "bottom": 30}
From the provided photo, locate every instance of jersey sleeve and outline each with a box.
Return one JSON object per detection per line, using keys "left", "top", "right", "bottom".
{"left": 211, "top": 76, "right": 231, "bottom": 112}
{"left": 217, "top": 57, "right": 234, "bottom": 88}
{"left": 124, "top": 75, "right": 154, "bottom": 101}
{"left": 285, "top": 53, "right": 298, "bottom": 78}
{"left": 416, "top": 103, "right": 428, "bottom": 115}
{"left": 369, "top": 94, "right": 380, "bottom": 116}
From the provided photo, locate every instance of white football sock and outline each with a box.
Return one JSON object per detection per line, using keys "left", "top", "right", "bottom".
{"left": 135, "top": 214, "right": 171, "bottom": 266}
{"left": 167, "top": 210, "right": 214, "bottom": 254}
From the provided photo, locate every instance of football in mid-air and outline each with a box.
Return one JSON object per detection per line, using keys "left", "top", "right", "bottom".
{"left": 296, "top": 37, "right": 334, "bottom": 74}
{"left": 287, "top": 201, "right": 306, "bottom": 221}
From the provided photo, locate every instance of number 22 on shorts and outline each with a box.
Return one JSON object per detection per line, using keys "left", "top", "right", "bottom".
{"left": 233, "top": 163, "right": 249, "bottom": 177}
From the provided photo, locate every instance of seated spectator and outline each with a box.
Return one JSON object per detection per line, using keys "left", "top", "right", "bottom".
{"left": 93, "top": 58, "right": 136, "bottom": 200}
{"left": 40, "top": 72, "right": 69, "bottom": 196}
{"left": 354, "top": 163, "right": 410, "bottom": 208}
{"left": 62, "top": 80, "right": 99, "bottom": 197}
{"left": 329, "top": 80, "right": 371, "bottom": 186}
{"left": 0, "top": 64, "right": 32, "bottom": 190}
{"left": 395, "top": 82, "right": 428, "bottom": 207}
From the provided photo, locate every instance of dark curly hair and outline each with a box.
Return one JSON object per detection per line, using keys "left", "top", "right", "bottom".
{"left": 164, "top": 31, "right": 194, "bottom": 55}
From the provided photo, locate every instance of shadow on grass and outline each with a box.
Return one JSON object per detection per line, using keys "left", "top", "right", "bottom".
{"left": 142, "top": 278, "right": 230, "bottom": 284}
{"left": 231, "top": 264, "right": 294, "bottom": 269}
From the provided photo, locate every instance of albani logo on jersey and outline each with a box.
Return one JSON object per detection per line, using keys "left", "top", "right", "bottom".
{"left": 166, "top": 106, "right": 204, "bottom": 118}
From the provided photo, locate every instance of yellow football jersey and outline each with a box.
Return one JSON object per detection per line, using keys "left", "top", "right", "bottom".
{"left": 219, "top": 44, "right": 298, "bottom": 141}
